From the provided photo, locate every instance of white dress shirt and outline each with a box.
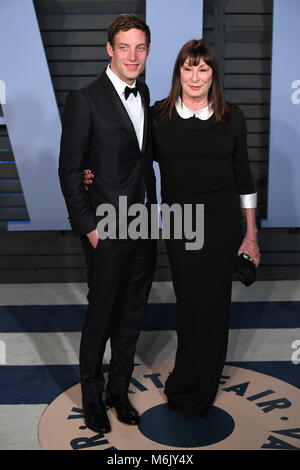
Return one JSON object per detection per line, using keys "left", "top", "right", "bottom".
{"left": 106, "top": 65, "right": 144, "bottom": 151}
{"left": 175, "top": 97, "right": 257, "bottom": 209}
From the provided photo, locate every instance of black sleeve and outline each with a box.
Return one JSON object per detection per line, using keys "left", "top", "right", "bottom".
{"left": 232, "top": 106, "right": 256, "bottom": 195}
{"left": 58, "top": 90, "right": 97, "bottom": 236}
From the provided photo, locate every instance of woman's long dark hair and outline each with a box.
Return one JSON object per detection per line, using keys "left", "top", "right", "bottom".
{"left": 157, "top": 39, "right": 229, "bottom": 124}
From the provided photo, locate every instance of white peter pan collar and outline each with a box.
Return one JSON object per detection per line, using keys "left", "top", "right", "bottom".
{"left": 175, "top": 97, "right": 214, "bottom": 120}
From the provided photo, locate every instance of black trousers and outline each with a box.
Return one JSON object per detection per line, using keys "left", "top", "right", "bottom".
{"left": 80, "top": 235, "right": 157, "bottom": 404}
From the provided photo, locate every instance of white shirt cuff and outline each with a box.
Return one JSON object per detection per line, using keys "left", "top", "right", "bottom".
{"left": 240, "top": 193, "right": 257, "bottom": 209}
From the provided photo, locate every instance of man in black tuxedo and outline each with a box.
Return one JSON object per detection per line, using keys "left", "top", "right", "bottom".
{"left": 59, "top": 14, "right": 157, "bottom": 434}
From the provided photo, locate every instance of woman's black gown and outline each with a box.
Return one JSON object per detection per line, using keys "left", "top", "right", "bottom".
{"left": 151, "top": 102, "right": 255, "bottom": 418}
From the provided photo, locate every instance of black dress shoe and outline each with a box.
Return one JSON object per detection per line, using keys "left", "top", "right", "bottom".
{"left": 83, "top": 401, "right": 111, "bottom": 434}
{"left": 106, "top": 393, "right": 140, "bottom": 425}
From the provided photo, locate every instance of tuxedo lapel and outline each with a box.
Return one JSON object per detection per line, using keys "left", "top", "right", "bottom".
{"left": 139, "top": 86, "right": 148, "bottom": 155}
{"left": 98, "top": 72, "right": 140, "bottom": 151}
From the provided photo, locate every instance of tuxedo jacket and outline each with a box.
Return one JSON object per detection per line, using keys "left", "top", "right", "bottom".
{"left": 59, "top": 71, "right": 157, "bottom": 236}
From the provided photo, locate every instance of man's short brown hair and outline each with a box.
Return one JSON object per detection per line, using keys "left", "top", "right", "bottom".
{"left": 107, "top": 14, "right": 151, "bottom": 48}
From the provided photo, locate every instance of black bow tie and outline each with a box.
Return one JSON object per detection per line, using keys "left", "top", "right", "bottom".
{"left": 124, "top": 85, "right": 139, "bottom": 100}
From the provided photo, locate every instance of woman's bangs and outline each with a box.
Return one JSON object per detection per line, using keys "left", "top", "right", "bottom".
{"left": 184, "top": 46, "right": 211, "bottom": 68}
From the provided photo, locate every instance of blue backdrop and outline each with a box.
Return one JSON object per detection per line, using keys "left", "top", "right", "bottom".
{"left": 262, "top": 0, "right": 300, "bottom": 228}
{"left": 1, "top": 1, "right": 299, "bottom": 229}
{"left": 0, "top": 0, "right": 69, "bottom": 231}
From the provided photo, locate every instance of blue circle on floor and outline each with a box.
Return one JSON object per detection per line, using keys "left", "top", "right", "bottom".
{"left": 138, "top": 404, "right": 235, "bottom": 447}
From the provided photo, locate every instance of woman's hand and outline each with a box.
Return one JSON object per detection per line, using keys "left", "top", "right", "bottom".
{"left": 238, "top": 236, "right": 260, "bottom": 267}
{"left": 82, "top": 169, "right": 94, "bottom": 190}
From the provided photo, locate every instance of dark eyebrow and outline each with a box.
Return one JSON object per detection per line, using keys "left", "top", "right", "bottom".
{"left": 118, "top": 42, "right": 147, "bottom": 47}
{"left": 119, "top": 42, "right": 146, "bottom": 46}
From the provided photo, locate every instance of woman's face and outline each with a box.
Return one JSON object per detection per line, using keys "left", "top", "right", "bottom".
{"left": 180, "top": 57, "right": 213, "bottom": 103}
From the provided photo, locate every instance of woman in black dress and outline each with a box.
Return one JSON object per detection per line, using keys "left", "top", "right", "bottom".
{"left": 150, "top": 39, "right": 260, "bottom": 418}
{"left": 83, "top": 39, "right": 260, "bottom": 419}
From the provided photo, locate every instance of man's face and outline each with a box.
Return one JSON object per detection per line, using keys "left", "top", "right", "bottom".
{"left": 106, "top": 28, "right": 150, "bottom": 85}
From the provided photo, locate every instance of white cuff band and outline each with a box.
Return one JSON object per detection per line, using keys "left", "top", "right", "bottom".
{"left": 240, "top": 193, "right": 257, "bottom": 209}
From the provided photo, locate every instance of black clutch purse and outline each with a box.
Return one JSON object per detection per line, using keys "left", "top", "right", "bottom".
{"left": 233, "top": 252, "right": 256, "bottom": 287}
